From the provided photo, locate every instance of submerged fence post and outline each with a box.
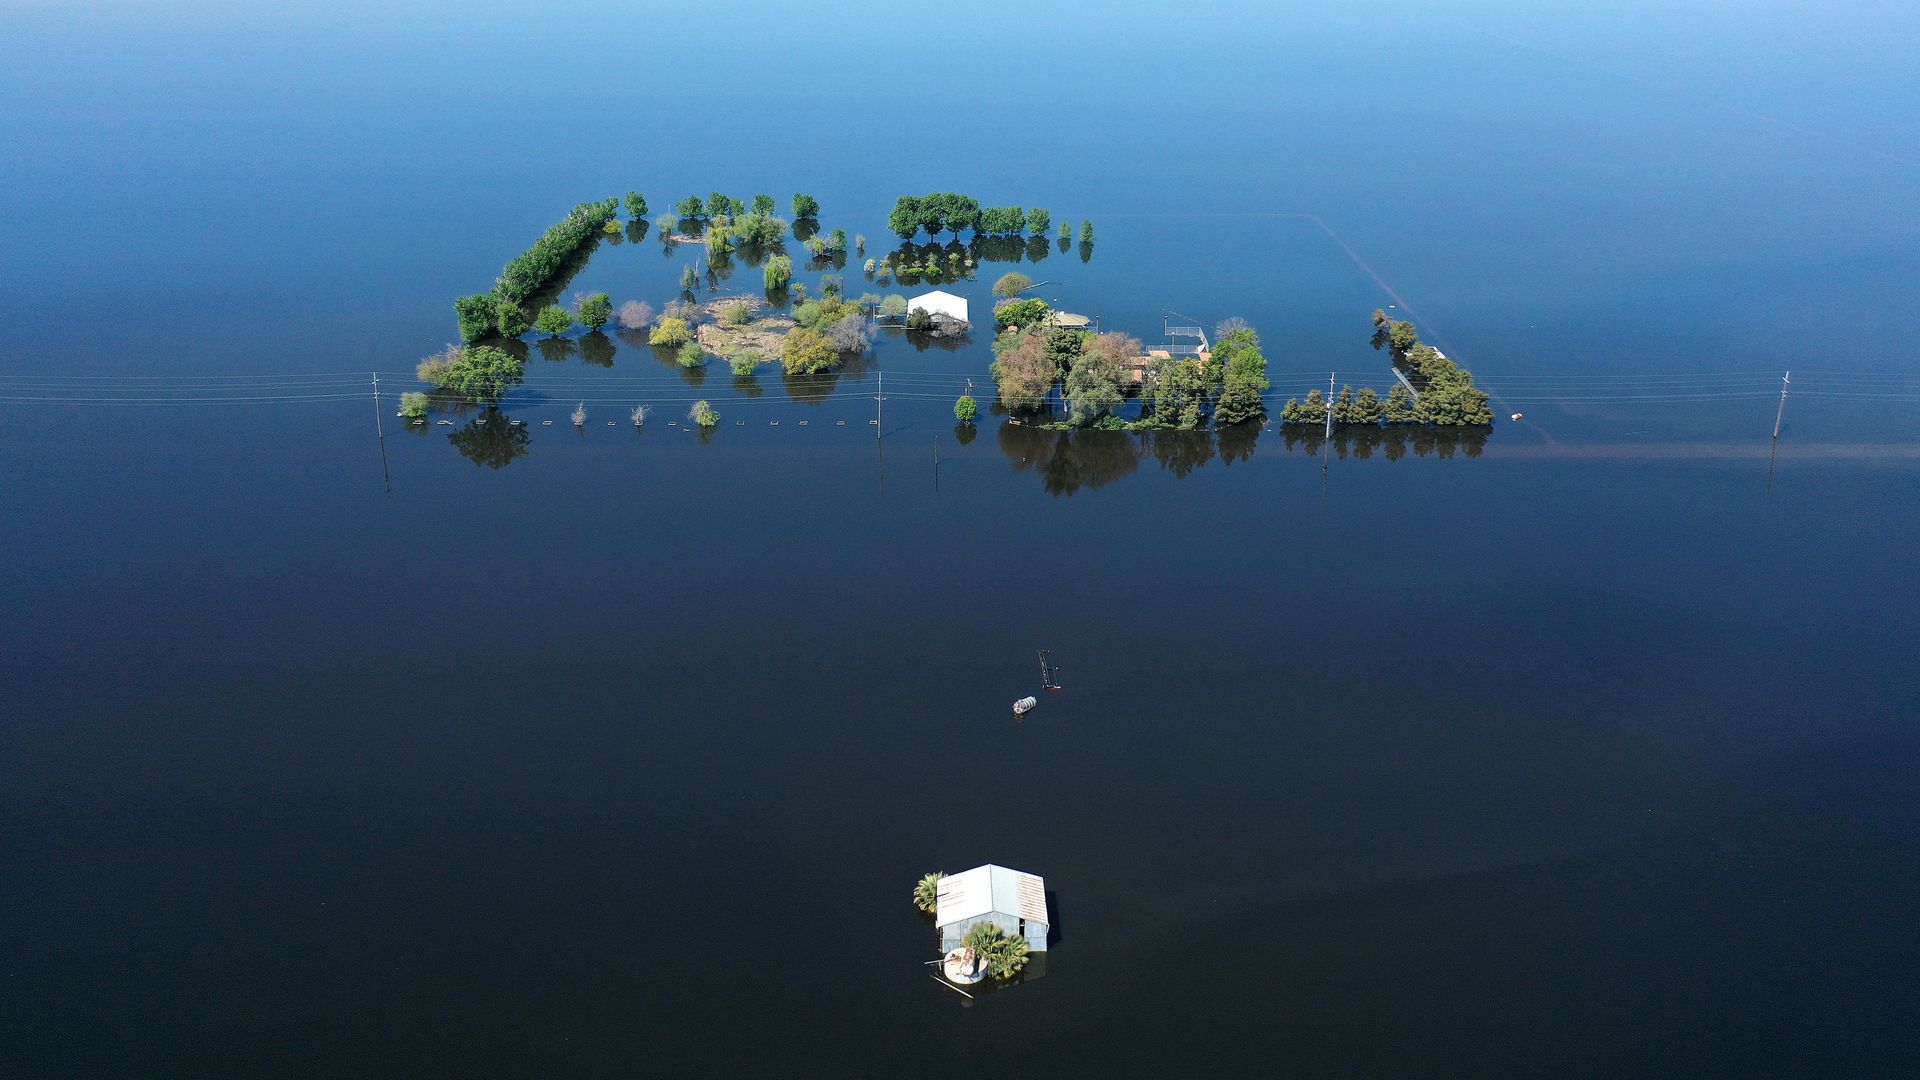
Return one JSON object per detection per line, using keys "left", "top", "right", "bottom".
{"left": 1773, "top": 370, "right": 1791, "bottom": 440}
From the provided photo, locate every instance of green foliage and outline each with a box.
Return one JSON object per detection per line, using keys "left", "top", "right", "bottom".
{"left": 914, "top": 872, "right": 945, "bottom": 914}
{"left": 1063, "top": 339, "right": 1126, "bottom": 426}
{"left": 994, "top": 297, "right": 1050, "bottom": 329}
{"left": 1059, "top": 222, "right": 1071, "bottom": 241}
{"left": 781, "top": 326, "right": 837, "bottom": 374}
{"left": 1384, "top": 383, "right": 1418, "bottom": 423}
{"left": 1210, "top": 325, "right": 1269, "bottom": 426}
{"left": 656, "top": 212, "right": 681, "bottom": 233}
{"left": 398, "top": 391, "right": 430, "bottom": 419}
{"left": 708, "top": 192, "right": 731, "bottom": 220}
{"left": 979, "top": 205, "right": 1026, "bottom": 234}
{"left": 1149, "top": 359, "right": 1210, "bottom": 429}
{"left": 954, "top": 394, "right": 978, "bottom": 423}
{"left": 1414, "top": 354, "right": 1494, "bottom": 426}
{"left": 887, "top": 195, "right": 921, "bottom": 239}
{"left": 1080, "top": 219, "right": 1094, "bottom": 243}
{"left": 705, "top": 224, "right": 733, "bottom": 256}
{"left": 495, "top": 299, "right": 530, "bottom": 337}
{"left": 533, "top": 305, "right": 574, "bottom": 337}
{"left": 878, "top": 294, "right": 909, "bottom": 318}
{"left": 455, "top": 293, "right": 497, "bottom": 343}
{"left": 690, "top": 399, "right": 718, "bottom": 427}
{"left": 487, "top": 198, "right": 618, "bottom": 308}
{"left": 752, "top": 194, "right": 775, "bottom": 215}
{"left": 437, "top": 344, "right": 525, "bottom": 403}
{"left": 680, "top": 264, "right": 699, "bottom": 292}
{"left": 1026, "top": 208, "right": 1051, "bottom": 237}
{"left": 649, "top": 316, "right": 692, "bottom": 347}
{"left": 575, "top": 292, "right": 613, "bottom": 331}
{"left": 791, "top": 193, "right": 820, "bottom": 219}
{"left": 1280, "top": 388, "right": 1328, "bottom": 425}
{"left": 601, "top": 219, "right": 622, "bottom": 236}
{"left": 990, "top": 327, "right": 1052, "bottom": 412}
{"left": 676, "top": 341, "right": 706, "bottom": 368}
{"left": 734, "top": 212, "right": 786, "bottom": 247}
{"left": 993, "top": 271, "right": 1032, "bottom": 299}
{"left": 962, "top": 922, "right": 1032, "bottom": 982}
{"left": 729, "top": 349, "right": 763, "bottom": 376}
{"left": 792, "top": 300, "right": 823, "bottom": 328}
{"left": 888, "top": 192, "right": 982, "bottom": 238}
{"left": 720, "top": 300, "right": 751, "bottom": 326}
{"left": 625, "top": 191, "right": 647, "bottom": 217}
{"left": 675, "top": 194, "right": 705, "bottom": 218}
{"left": 763, "top": 254, "right": 793, "bottom": 291}
{"left": 906, "top": 306, "right": 932, "bottom": 331}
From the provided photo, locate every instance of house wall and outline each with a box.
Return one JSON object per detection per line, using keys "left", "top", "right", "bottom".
{"left": 940, "top": 912, "right": 1048, "bottom": 953}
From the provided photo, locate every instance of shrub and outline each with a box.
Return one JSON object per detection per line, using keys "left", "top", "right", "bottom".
{"left": 906, "top": 307, "right": 932, "bottom": 331}
{"left": 677, "top": 341, "right": 706, "bottom": 368}
{"left": 863, "top": 258, "right": 876, "bottom": 276}
{"left": 680, "top": 264, "right": 700, "bottom": 292}
{"left": 793, "top": 301, "right": 823, "bottom": 328}
{"left": 781, "top": 326, "right": 837, "bottom": 374}
{"left": 656, "top": 212, "right": 680, "bottom": 233}
{"left": 791, "top": 193, "right": 820, "bottom": 219}
{"left": 571, "top": 402, "right": 587, "bottom": 426}
{"left": 650, "top": 316, "right": 692, "bottom": 346}
{"left": 601, "top": 219, "right": 622, "bottom": 236}
{"left": 1058, "top": 222, "right": 1071, "bottom": 240}
{"left": 855, "top": 234, "right": 866, "bottom": 253}
{"left": 752, "top": 193, "right": 775, "bottom": 215}
{"left": 618, "top": 300, "right": 654, "bottom": 331}
{"left": 705, "top": 227, "right": 732, "bottom": 255}
{"left": 438, "top": 344, "right": 525, "bottom": 403}
{"left": 575, "top": 292, "right": 613, "bottom": 331}
{"left": 455, "top": 294, "right": 497, "bottom": 343}
{"left": 399, "top": 391, "right": 430, "bottom": 419}
{"left": 1080, "top": 220, "right": 1094, "bottom": 243}
{"left": 625, "top": 191, "right": 647, "bottom": 217}
{"left": 962, "top": 922, "right": 1031, "bottom": 981}
{"left": 720, "top": 300, "right": 752, "bottom": 326}
{"left": 495, "top": 299, "right": 530, "bottom": 337}
{"left": 993, "top": 271, "right": 1032, "bottom": 299}
{"left": 878, "top": 294, "right": 909, "bottom": 318}
{"left": 994, "top": 298, "right": 1050, "bottom": 329}
{"left": 1027, "top": 208, "right": 1051, "bottom": 237}
{"left": 534, "top": 305, "right": 574, "bottom": 336}
{"left": 690, "top": 399, "right": 718, "bottom": 427}
{"left": 417, "top": 345, "right": 462, "bottom": 385}
{"left": 764, "top": 254, "right": 793, "bottom": 291}
{"left": 729, "top": 350, "right": 762, "bottom": 376}
{"left": 675, "top": 195, "right": 704, "bottom": 218}
{"left": 954, "top": 394, "right": 978, "bottom": 423}
{"left": 734, "top": 212, "right": 785, "bottom": 247}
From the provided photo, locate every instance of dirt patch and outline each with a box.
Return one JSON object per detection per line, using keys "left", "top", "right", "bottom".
{"left": 697, "top": 310, "right": 795, "bottom": 360}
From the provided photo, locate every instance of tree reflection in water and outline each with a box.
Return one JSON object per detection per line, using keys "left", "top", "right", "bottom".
{"left": 1278, "top": 424, "right": 1489, "bottom": 460}
{"left": 448, "top": 408, "right": 530, "bottom": 469}
{"left": 997, "top": 423, "right": 1144, "bottom": 496}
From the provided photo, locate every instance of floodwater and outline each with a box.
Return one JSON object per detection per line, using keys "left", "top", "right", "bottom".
{"left": 3, "top": 2, "right": 1918, "bottom": 1076}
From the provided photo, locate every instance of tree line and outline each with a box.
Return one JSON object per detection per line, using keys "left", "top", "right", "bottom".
{"left": 887, "top": 193, "right": 1086, "bottom": 243}
{"left": 1277, "top": 313, "right": 1492, "bottom": 427}
{"left": 455, "top": 198, "right": 620, "bottom": 343}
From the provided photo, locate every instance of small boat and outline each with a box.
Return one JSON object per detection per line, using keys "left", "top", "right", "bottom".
{"left": 1510, "top": 412, "right": 1524, "bottom": 421}
{"left": 1013, "top": 696, "right": 1038, "bottom": 715}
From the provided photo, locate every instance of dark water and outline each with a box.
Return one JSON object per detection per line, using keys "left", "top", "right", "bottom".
{"left": 4, "top": 3, "right": 1919, "bottom": 1077}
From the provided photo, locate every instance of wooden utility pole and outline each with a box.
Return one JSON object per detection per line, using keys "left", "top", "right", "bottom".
{"left": 1773, "top": 370, "right": 1791, "bottom": 439}
{"left": 1324, "top": 371, "right": 1336, "bottom": 440}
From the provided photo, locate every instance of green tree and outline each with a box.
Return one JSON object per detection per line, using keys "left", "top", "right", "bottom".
{"left": 878, "top": 294, "right": 909, "bottom": 318}
{"left": 993, "top": 271, "right": 1032, "bottom": 299}
{"left": 764, "top": 254, "right": 793, "bottom": 291}
{"left": 954, "top": 394, "right": 978, "bottom": 423}
{"left": 575, "top": 292, "right": 613, "bottom": 331}
{"left": 398, "top": 391, "right": 430, "bottom": 419}
{"left": 752, "top": 193, "right": 776, "bottom": 215}
{"left": 1080, "top": 219, "right": 1094, "bottom": 243}
{"left": 675, "top": 194, "right": 704, "bottom": 218}
{"left": 1351, "top": 387, "right": 1384, "bottom": 425}
{"left": 1058, "top": 222, "right": 1071, "bottom": 241}
{"left": 438, "top": 344, "right": 525, "bottom": 403}
{"left": 781, "top": 326, "right": 837, "bottom": 374}
{"left": 962, "top": 922, "right": 1032, "bottom": 982}
{"left": 914, "top": 872, "right": 945, "bottom": 914}
{"left": 1383, "top": 383, "right": 1418, "bottom": 424}
{"left": 792, "top": 193, "right": 820, "bottom": 219}
{"left": 1027, "top": 208, "right": 1051, "bottom": 237}
{"left": 994, "top": 298, "right": 1050, "bottom": 329}
{"left": 708, "top": 192, "right": 731, "bottom": 220}
{"left": 625, "top": 191, "right": 647, "bottom": 217}
{"left": 729, "top": 349, "right": 762, "bottom": 376}
{"left": 677, "top": 341, "right": 706, "bottom": 368}
{"left": 680, "top": 264, "right": 700, "bottom": 293}
{"left": 495, "top": 299, "right": 530, "bottom": 337}
{"left": 1214, "top": 373, "right": 1265, "bottom": 425}
{"left": 534, "top": 305, "right": 574, "bottom": 337}
{"left": 690, "top": 399, "right": 718, "bottom": 427}
{"left": 455, "top": 293, "right": 497, "bottom": 343}
{"left": 650, "top": 316, "right": 692, "bottom": 346}
{"left": 888, "top": 195, "right": 921, "bottom": 239}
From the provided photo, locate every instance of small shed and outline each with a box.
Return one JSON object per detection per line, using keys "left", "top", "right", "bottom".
{"left": 907, "top": 289, "right": 969, "bottom": 325}
{"left": 936, "top": 864, "right": 1048, "bottom": 953}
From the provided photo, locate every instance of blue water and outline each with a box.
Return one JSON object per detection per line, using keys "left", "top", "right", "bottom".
{"left": 3, "top": 3, "right": 1918, "bottom": 1076}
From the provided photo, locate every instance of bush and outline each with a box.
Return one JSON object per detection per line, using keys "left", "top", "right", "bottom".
{"left": 618, "top": 300, "right": 653, "bottom": 331}
{"left": 992, "top": 271, "right": 1032, "bottom": 299}
{"left": 438, "top": 344, "right": 525, "bottom": 403}
{"left": 1080, "top": 220, "right": 1094, "bottom": 243}
{"left": 825, "top": 313, "right": 874, "bottom": 353}
{"left": 533, "top": 305, "right": 574, "bottom": 336}
{"left": 954, "top": 394, "right": 978, "bottom": 423}
{"left": 601, "top": 219, "right": 622, "bottom": 236}
{"left": 962, "top": 922, "right": 1031, "bottom": 982}
{"left": 690, "top": 399, "right": 718, "bottom": 427}
{"left": 675, "top": 195, "right": 704, "bottom": 218}
{"left": 791, "top": 193, "right": 820, "bottom": 219}
{"left": 720, "top": 300, "right": 752, "bottom": 326}
{"left": 994, "top": 298, "right": 1050, "bottom": 329}
{"left": 455, "top": 294, "right": 497, "bottom": 343}
{"left": 625, "top": 191, "right": 647, "bottom": 217}
{"left": 650, "top": 316, "right": 692, "bottom": 347}
{"left": 495, "top": 299, "right": 530, "bottom": 337}
{"left": 752, "top": 194, "right": 775, "bottom": 215}
{"left": 906, "top": 307, "right": 932, "bottom": 331}
{"left": 575, "top": 292, "right": 613, "bottom": 331}
{"left": 1058, "top": 223, "right": 1071, "bottom": 241}
{"left": 878, "top": 294, "right": 909, "bottom": 318}
{"left": 656, "top": 212, "right": 680, "bottom": 233}
{"left": 764, "top": 254, "right": 793, "bottom": 291}
{"left": 729, "top": 349, "right": 763, "bottom": 376}
{"left": 399, "top": 391, "right": 430, "bottom": 419}
{"left": 781, "top": 326, "right": 837, "bottom": 374}
{"left": 1027, "top": 208, "right": 1051, "bottom": 237}
{"left": 677, "top": 341, "right": 706, "bottom": 368}
{"left": 734, "top": 212, "right": 785, "bottom": 247}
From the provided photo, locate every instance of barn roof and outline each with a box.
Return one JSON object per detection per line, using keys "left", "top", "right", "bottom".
{"left": 907, "top": 288, "right": 964, "bottom": 305}
{"left": 935, "top": 864, "right": 1048, "bottom": 928}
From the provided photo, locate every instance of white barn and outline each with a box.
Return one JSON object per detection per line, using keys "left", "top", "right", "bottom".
{"left": 906, "top": 289, "right": 969, "bottom": 325}
{"left": 936, "top": 863, "right": 1048, "bottom": 953}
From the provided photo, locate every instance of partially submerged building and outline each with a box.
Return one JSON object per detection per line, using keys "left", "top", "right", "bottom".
{"left": 906, "top": 288, "right": 969, "bottom": 325}
{"left": 935, "top": 863, "right": 1048, "bottom": 954}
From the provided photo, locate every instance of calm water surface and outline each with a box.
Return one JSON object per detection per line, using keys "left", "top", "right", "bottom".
{"left": 3, "top": 2, "right": 1918, "bottom": 1076}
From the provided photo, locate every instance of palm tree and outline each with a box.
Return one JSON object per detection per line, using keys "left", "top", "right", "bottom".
{"left": 913, "top": 872, "right": 945, "bottom": 914}
{"left": 962, "top": 921, "right": 1032, "bottom": 981}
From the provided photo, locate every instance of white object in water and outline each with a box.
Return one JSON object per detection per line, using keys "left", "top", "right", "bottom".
{"left": 1013, "top": 696, "right": 1038, "bottom": 715}
{"left": 1510, "top": 412, "right": 1524, "bottom": 421}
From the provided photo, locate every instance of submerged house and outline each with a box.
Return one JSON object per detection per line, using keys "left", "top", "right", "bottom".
{"left": 906, "top": 288, "right": 969, "bottom": 325}
{"left": 936, "top": 863, "right": 1048, "bottom": 953}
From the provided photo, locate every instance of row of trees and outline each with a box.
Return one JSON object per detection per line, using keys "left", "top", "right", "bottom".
{"left": 673, "top": 193, "right": 818, "bottom": 221}
{"left": 887, "top": 193, "right": 1083, "bottom": 241}
{"left": 454, "top": 198, "right": 620, "bottom": 342}
{"left": 1276, "top": 312, "right": 1493, "bottom": 426}
{"left": 991, "top": 320, "right": 1142, "bottom": 426}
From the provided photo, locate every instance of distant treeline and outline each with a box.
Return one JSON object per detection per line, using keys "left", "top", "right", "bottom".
{"left": 889, "top": 193, "right": 1080, "bottom": 242}
{"left": 455, "top": 198, "right": 619, "bottom": 342}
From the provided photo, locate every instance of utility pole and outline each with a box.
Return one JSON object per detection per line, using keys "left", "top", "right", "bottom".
{"left": 372, "top": 371, "right": 391, "bottom": 494}
{"left": 1324, "top": 371, "right": 1336, "bottom": 440}
{"left": 1772, "top": 370, "right": 1791, "bottom": 440}
{"left": 933, "top": 434, "right": 940, "bottom": 491}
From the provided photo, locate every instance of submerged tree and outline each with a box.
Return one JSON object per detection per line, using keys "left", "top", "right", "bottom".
{"left": 618, "top": 299, "right": 654, "bottom": 331}
{"left": 962, "top": 922, "right": 1032, "bottom": 981}
{"left": 954, "top": 394, "right": 978, "bottom": 423}
{"left": 574, "top": 292, "right": 613, "bottom": 332}
{"left": 791, "top": 193, "right": 820, "bottom": 219}
{"left": 914, "top": 872, "right": 946, "bottom": 914}
{"left": 763, "top": 254, "right": 793, "bottom": 291}
{"left": 689, "top": 399, "right": 718, "bottom": 427}
{"left": 625, "top": 191, "right": 647, "bottom": 218}
{"left": 534, "top": 305, "right": 574, "bottom": 337}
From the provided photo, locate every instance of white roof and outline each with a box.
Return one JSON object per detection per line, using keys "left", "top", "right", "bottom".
{"left": 935, "top": 863, "right": 1048, "bottom": 928}
{"left": 906, "top": 289, "right": 969, "bottom": 322}
{"left": 908, "top": 288, "right": 963, "bottom": 305}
